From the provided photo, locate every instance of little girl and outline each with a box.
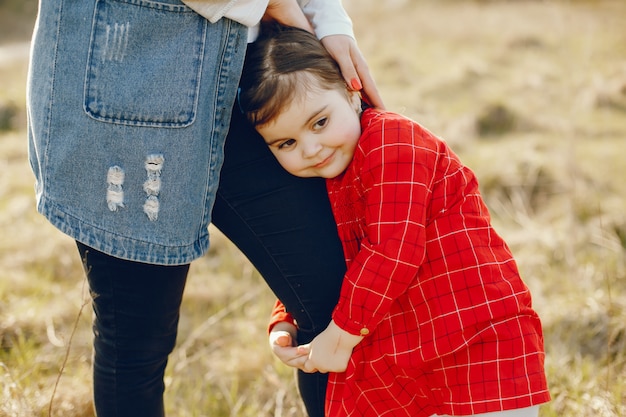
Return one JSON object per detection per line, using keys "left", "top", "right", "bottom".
{"left": 238, "top": 24, "right": 550, "bottom": 417}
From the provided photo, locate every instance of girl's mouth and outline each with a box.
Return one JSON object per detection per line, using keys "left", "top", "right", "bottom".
{"left": 313, "top": 153, "right": 334, "bottom": 168}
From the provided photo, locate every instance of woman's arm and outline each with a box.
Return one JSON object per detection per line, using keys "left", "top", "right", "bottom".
{"left": 182, "top": 0, "right": 310, "bottom": 30}
{"left": 300, "top": 0, "right": 353, "bottom": 39}
{"left": 332, "top": 117, "right": 434, "bottom": 337}
{"left": 181, "top": 0, "right": 258, "bottom": 25}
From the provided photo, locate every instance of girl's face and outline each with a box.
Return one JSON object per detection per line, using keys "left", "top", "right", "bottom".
{"left": 256, "top": 79, "right": 362, "bottom": 179}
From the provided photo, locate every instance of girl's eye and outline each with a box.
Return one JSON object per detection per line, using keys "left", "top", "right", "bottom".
{"left": 313, "top": 117, "right": 328, "bottom": 130}
{"left": 278, "top": 138, "right": 296, "bottom": 150}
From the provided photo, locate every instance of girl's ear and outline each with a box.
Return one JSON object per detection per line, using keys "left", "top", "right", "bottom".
{"left": 348, "top": 89, "right": 362, "bottom": 114}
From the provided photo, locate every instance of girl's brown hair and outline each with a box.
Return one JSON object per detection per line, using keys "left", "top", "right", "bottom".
{"left": 238, "top": 23, "right": 348, "bottom": 127}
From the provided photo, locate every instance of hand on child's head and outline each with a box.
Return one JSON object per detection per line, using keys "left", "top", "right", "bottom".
{"left": 320, "top": 35, "right": 385, "bottom": 110}
{"left": 264, "top": 0, "right": 314, "bottom": 33}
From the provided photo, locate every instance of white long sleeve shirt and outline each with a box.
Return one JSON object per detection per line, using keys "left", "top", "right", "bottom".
{"left": 181, "top": 0, "right": 354, "bottom": 41}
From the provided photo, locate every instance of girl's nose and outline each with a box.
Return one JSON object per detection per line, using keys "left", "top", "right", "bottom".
{"left": 302, "top": 138, "right": 322, "bottom": 158}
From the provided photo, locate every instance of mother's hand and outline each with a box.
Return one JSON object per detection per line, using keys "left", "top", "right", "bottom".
{"left": 264, "top": 2, "right": 383, "bottom": 109}
{"left": 321, "top": 35, "right": 385, "bottom": 109}
{"left": 264, "top": 0, "right": 314, "bottom": 33}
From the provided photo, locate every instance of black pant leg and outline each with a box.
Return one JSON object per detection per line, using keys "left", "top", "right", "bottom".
{"left": 77, "top": 242, "right": 189, "bottom": 417}
{"left": 212, "top": 109, "right": 346, "bottom": 417}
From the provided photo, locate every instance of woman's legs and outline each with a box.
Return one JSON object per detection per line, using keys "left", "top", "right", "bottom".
{"left": 212, "top": 109, "right": 346, "bottom": 417}
{"left": 77, "top": 242, "right": 189, "bottom": 417}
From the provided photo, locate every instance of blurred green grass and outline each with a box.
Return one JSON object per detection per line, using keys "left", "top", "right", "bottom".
{"left": 1, "top": 1, "right": 625, "bottom": 416}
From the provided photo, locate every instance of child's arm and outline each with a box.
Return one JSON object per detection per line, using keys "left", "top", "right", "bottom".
{"left": 268, "top": 300, "right": 309, "bottom": 369}
{"left": 331, "top": 116, "right": 440, "bottom": 345}
{"left": 268, "top": 299, "right": 296, "bottom": 333}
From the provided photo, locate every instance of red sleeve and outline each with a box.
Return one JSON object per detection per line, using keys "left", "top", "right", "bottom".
{"left": 332, "top": 116, "right": 441, "bottom": 336}
{"left": 267, "top": 299, "right": 296, "bottom": 334}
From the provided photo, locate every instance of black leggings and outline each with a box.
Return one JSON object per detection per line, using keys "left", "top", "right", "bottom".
{"left": 81, "top": 109, "right": 346, "bottom": 417}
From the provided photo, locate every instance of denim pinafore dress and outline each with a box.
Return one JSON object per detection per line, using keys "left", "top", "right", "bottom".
{"left": 27, "top": 0, "right": 247, "bottom": 265}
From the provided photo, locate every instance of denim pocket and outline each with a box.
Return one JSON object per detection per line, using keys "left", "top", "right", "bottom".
{"left": 84, "top": 0, "right": 205, "bottom": 127}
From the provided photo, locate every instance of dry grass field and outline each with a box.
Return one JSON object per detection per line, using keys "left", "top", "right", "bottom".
{"left": 1, "top": 1, "right": 625, "bottom": 416}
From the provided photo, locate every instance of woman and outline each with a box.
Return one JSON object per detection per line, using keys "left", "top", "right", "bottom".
{"left": 26, "top": 0, "right": 381, "bottom": 416}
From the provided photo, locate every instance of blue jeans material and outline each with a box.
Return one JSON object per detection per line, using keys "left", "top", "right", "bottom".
{"left": 28, "top": 0, "right": 247, "bottom": 264}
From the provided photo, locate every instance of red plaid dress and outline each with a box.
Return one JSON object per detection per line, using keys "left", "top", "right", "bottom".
{"left": 271, "top": 108, "right": 550, "bottom": 416}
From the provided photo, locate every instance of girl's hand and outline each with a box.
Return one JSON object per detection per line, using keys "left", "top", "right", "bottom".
{"left": 269, "top": 322, "right": 309, "bottom": 369}
{"left": 321, "top": 35, "right": 385, "bottom": 110}
{"left": 301, "top": 320, "right": 363, "bottom": 373}
{"left": 264, "top": 0, "right": 314, "bottom": 33}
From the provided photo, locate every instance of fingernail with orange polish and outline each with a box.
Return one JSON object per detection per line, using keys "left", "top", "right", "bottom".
{"left": 350, "top": 78, "right": 362, "bottom": 90}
